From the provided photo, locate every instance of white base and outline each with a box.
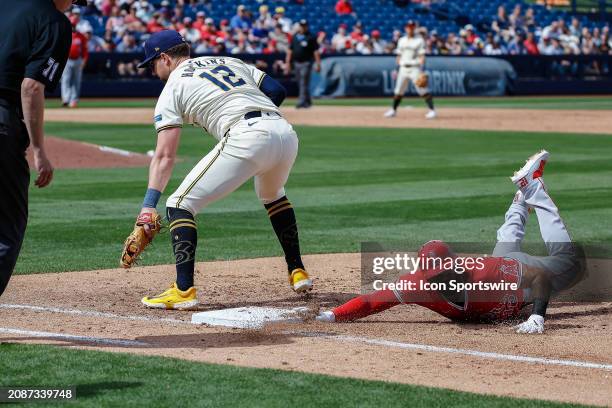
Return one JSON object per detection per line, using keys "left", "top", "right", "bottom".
{"left": 191, "top": 306, "right": 308, "bottom": 329}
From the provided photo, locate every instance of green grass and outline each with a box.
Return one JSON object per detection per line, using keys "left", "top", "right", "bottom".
{"left": 15, "top": 122, "right": 612, "bottom": 274}
{"left": 45, "top": 96, "right": 612, "bottom": 110}
{"left": 0, "top": 343, "right": 584, "bottom": 408}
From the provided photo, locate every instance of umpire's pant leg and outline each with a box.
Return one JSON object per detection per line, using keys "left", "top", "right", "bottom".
{"left": 0, "top": 106, "right": 29, "bottom": 297}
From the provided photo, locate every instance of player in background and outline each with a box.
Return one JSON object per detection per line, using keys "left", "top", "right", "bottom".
{"left": 384, "top": 21, "right": 437, "bottom": 120}
{"left": 317, "top": 151, "right": 584, "bottom": 334}
{"left": 129, "top": 30, "right": 312, "bottom": 310}
{"left": 61, "top": 13, "right": 88, "bottom": 108}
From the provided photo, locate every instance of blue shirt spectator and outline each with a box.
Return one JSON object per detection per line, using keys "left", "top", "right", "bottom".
{"left": 230, "top": 5, "right": 252, "bottom": 31}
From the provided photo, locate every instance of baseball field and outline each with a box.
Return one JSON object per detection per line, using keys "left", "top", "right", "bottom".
{"left": 2, "top": 96, "right": 611, "bottom": 407}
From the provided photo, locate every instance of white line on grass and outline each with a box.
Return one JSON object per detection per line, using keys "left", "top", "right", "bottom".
{"left": 295, "top": 331, "right": 612, "bottom": 371}
{"left": 0, "top": 327, "right": 147, "bottom": 347}
{"left": 0, "top": 303, "right": 189, "bottom": 325}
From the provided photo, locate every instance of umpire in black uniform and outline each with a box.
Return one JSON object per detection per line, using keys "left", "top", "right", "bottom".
{"left": 285, "top": 19, "right": 321, "bottom": 109}
{"left": 0, "top": 0, "right": 81, "bottom": 297}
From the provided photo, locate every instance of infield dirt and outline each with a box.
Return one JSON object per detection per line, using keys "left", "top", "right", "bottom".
{"left": 45, "top": 105, "right": 612, "bottom": 135}
{"left": 2, "top": 254, "right": 611, "bottom": 406}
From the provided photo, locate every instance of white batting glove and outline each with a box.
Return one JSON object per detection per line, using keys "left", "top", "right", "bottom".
{"left": 316, "top": 310, "right": 336, "bottom": 323}
{"left": 514, "top": 314, "right": 545, "bottom": 334}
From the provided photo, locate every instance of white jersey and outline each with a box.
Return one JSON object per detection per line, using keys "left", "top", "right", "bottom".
{"left": 154, "top": 56, "right": 279, "bottom": 141}
{"left": 396, "top": 35, "right": 426, "bottom": 66}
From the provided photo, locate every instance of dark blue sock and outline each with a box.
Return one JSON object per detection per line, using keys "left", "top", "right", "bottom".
{"left": 265, "top": 196, "right": 304, "bottom": 273}
{"left": 167, "top": 207, "right": 197, "bottom": 291}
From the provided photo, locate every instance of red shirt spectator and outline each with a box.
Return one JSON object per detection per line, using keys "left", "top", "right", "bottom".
{"left": 335, "top": 0, "right": 353, "bottom": 15}
{"left": 350, "top": 24, "right": 364, "bottom": 41}
{"left": 193, "top": 12, "right": 206, "bottom": 30}
{"left": 523, "top": 33, "right": 540, "bottom": 55}
{"left": 199, "top": 18, "right": 218, "bottom": 41}
{"left": 147, "top": 15, "right": 165, "bottom": 33}
{"left": 69, "top": 30, "right": 89, "bottom": 61}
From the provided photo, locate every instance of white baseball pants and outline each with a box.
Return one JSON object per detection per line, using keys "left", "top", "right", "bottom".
{"left": 394, "top": 66, "right": 429, "bottom": 96}
{"left": 492, "top": 181, "right": 583, "bottom": 292}
{"left": 167, "top": 112, "right": 298, "bottom": 214}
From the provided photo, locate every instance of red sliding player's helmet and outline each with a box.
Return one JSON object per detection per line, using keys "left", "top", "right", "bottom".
{"left": 417, "top": 240, "right": 457, "bottom": 280}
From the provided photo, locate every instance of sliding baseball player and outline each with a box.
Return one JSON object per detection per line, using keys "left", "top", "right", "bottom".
{"left": 120, "top": 30, "right": 312, "bottom": 309}
{"left": 318, "top": 151, "right": 584, "bottom": 334}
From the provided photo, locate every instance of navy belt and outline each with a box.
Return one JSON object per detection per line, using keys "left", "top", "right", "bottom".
{"left": 244, "top": 111, "right": 281, "bottom": 120}
{"left": 244, "top": 111, "right": 262, "bottom": 120}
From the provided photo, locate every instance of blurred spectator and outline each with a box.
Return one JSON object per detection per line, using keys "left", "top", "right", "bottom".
{"left": 106, "top": 6, "right": 125, "bottom": 34}
{"left": 230, "top": 5, "right": 252, "bottom": 31}
{"left": 494, "top": 5, "right": 509, "bottom": 30}
{"left": 193, "top": 11, "right": 207, "bottom": 30}
{"left": 350, "top": 22, "right": 364, "bottom": 42}
{"left": 70, "top": 8, "right": 93, "bottom": 34}
{"left": 463, "top": 25, "right": 478, "bottom": 45}
{"left": 335, "top": 0, "right": 355, "bottom": 16}
{"left": 200, "top": 18, "right": 218, "bottom": 42}
{"left": 84, "top": 27, "right": 106, "bottom": 52}
{"left": 274, "top": 7, "right": 292, "bottom": 33}
{"left": 569, "top": 17, "right": 581, "bottom": 36}
{"left": 116, "top": 33, "right": 142, "bottom": 52}
{"left": 524, "top": 31, "right": 540, "bottom": 55}
{"left": 370, "top": 30, "right": 386, "bottom": 53}
{"left": 135, "top": 1, "right": 154, "bottom": 23}
{"left": 581, "top": 28, "right": 595, "bottom": 55}
{"left": 181, "top": 17, "right": 202, "bottom": 43}
{"left": 331, "top": 24, "right": 349, "bottom": 51}
{"left": 146, "top": 12, "right": 165, "bottom": 33}
{"left": 269, "top": 24, "right": 291, "bottom": 52}
{"left": 509, "top": 4, "right": 523, "bottom": 29}
{"left": 257, "top": 4, "right": 275, "bottom": 29}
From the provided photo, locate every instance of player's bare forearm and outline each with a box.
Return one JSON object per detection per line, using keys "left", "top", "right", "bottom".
{"left": 21, "top": 78, "right": 46, "bottom": 151}
{"left": 148, "top": 127, "right": 181, "bottom": 193}
{"left": 22, "top": 78, "right": 54, "bottom": 187}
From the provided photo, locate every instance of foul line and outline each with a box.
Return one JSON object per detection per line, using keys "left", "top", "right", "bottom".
{"left": 0, "top": 327, "right": 147, "bottom": 347}
{"left": 3, "top": 303, "right": 611, "bottom": 371}
{"left": 0, "top": 303, "right": 189, "bottom": 325}
{"left": 295, "top": 331, "right": 612, "bottom": 371}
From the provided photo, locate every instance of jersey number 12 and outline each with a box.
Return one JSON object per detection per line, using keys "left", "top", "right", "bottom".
{"left": 200, "top": 66, "right": 246, "bottom": 91}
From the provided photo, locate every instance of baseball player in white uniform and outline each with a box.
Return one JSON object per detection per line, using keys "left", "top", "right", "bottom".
{"left": 384, "top": 21, "right": 436, "bottom": 119}
{"left": 133, "top": 30, "right": 312, "bottom": 310}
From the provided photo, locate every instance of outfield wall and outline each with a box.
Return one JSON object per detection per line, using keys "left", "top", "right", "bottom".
{"left": 49, "top": 53, "right": 612, "bottom": 98}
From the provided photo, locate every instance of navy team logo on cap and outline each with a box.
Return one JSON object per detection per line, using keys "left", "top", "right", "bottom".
{"left": 138, "top": 30, "right": 186, "bottom": 69}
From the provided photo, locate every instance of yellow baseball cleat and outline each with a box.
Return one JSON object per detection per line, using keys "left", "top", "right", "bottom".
{"left": 289, "top": 268, "right": 313, "bottom": 293}
{"left": 141, "top": 283, "right": 198, "bottom": 310}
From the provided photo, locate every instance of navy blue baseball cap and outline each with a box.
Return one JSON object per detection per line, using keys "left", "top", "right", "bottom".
{"left": 138, "top": 30, "right": 187, "bottom": 69}
{"left": 73, "top": 0, "right": 88, "bottom": 5}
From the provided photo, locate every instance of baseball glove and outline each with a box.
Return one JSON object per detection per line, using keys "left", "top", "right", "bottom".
{"left": 120, "top": 210, "right": 162, "bottom": 268}
{"left": 415, "top": 72, "right": 429, "bottom": 88}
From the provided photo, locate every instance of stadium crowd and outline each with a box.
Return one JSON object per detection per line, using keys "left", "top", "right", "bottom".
{"left": 70, "top": 0, "right": 611, "bottom": 57}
